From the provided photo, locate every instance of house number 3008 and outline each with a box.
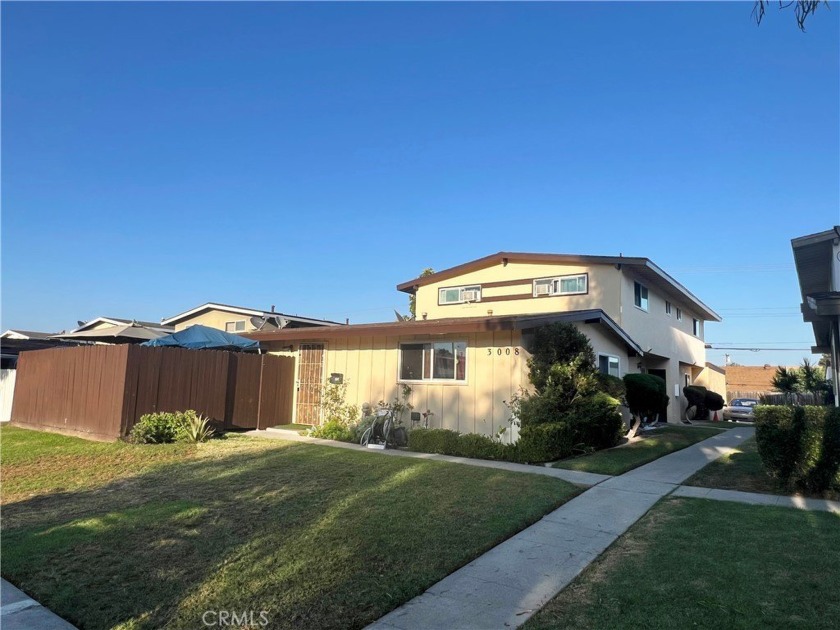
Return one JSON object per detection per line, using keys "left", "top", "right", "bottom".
{"left": 487, "top": 348, "right": 520, "bottom": 356}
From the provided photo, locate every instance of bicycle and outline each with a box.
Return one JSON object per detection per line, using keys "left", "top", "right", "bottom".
{"left": 360, "top": 407, "right": 407, "bottom": 448}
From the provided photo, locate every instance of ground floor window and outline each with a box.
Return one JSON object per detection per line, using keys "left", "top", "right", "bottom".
{"left": 598, "top": 354, "right": 620, "bottom": 378}
{"left": 598, "top": 354, "right": 620, "bottom": 377}
{"left": 400, "top": 341, "right": 467, "bottom": 381}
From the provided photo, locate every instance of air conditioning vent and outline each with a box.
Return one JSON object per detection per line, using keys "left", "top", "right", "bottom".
{"left": 462, "top": 289, "right": 480, "bottom": 302}
{"left": 534, "top": 283, "right": 552, "bottom": 296}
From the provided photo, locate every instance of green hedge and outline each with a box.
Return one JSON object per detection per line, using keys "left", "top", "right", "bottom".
{"left": 755, "top": 405, "right": 840, "bottom": 493}
{"left": 407, "top": 424, "right": 574, "bottom": 464}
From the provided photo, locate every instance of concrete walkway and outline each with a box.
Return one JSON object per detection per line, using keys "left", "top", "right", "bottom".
{"left": 248, "top": 428, "right": 611, "bottom": 487}
{"left": 673, "top": 485, "right": 840, "bottom": 514}
{"left": 367, "top": 426, "right": 754, "bottom": 630}
{"left": 1, "top": 580, "right": 77, "bottom": 630}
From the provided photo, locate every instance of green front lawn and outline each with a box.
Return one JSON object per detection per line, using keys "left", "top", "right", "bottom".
{"left": 525, "top": 497, "right": 840, "bottom": 630}
{"left": 552, "top": 425, "right": 724, "bottom": 476}
{"left": 685, "top": 437, "right": 840, "bottom": 501}
{"left": 1, "top": 426, "right": 578, "bottom": 630}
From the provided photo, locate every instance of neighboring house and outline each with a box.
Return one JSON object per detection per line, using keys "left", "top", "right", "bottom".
{"left": 724, "top": 365, "right": 791, "bottom": 399}
{"left": 0, "top": 329, "right": 76, "bottom": 422}
{"left": 250, "top": 252, "right": 723, "bottom": 431}
{"left": 72, "top": 317, "right": 173, "bottom": 335}
{"left": 0, "top": 329, "right": 75, "bottom": 368}
{"left": 161, "top": 302, "right": 342, "bottom": 334}
{"left": 792, "top": 226, "right": 839, "bottom": 406}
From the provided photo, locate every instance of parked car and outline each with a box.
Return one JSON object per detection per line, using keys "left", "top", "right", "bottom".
{"left": 722, "top": 398, "right": 758, "bottom": 421}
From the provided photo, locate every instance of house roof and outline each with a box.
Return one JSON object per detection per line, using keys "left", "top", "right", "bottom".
{"left": 247, "top": 309, "right": 644, "bottom": 356}
{"left": 161, "top": 302, "right": 342, "bottom": 327}
{"left": 0, "top": 329, "right": 57, "bottom": 340}
{"left": 792, "top": 227, "right": 838, "bottom": 353}
{"left": 73, "top": 317, "right": 173, "bottom": 333}
{"left": 724, "top": 365, "right": 793, "bottom": 392}
{"left": 395, "top": 252, "right": 721, "bottom": 322}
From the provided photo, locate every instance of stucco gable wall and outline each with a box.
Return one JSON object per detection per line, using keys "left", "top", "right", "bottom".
{"left": 414, "top": 261, "right": 622, "bottom": 321}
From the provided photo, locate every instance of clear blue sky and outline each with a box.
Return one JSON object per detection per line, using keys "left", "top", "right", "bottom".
{"left": 2, "top": 2, "right": 838, "bottom": 367}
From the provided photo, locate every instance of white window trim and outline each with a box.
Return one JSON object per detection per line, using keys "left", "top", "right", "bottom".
{"left": 398, "top": 341, "right": 469, "bottom": 385}
{"left": 665, "top": 301, "right": 672, "bottom": 317}
{"left": 633, "top": 281, "right": 649, "bottom": 312}
{"left": 532, "top": 273, "right": 588, "bottom": 297}
{"left": 693, "top": 318, "right": 700, "bottom": 337}
{"left": 676, "top": 308, "right": 683, "bottom": 321}
{"left": 598, "top": 353, "right": 621, "bottom": 378}
{"left": 438, "top": 285, "right": 482, "bottom": 305}
{"left": 225, "top": 320, "right": 246, "bottom": 332}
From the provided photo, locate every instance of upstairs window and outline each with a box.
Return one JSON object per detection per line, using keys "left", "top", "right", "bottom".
{"left": 676, "top": 308, "right": 683, "bottom": 321}
{"left": 665, "top": 301, "right": 672, "bottom": 316}
{"left": 634, "top": 282, "right": 649, "bottom": 311}
{"left": 693, "top": 318, "right": 700, "bottom": 336}
{"left": 225, "top": 320, "right": 246, "bottom": 333}
{"left": 598, "top": 355, "right": 620, "bottom": 378}
{"left": 400, "top": 341, "right": 467, "bottom": 381}
{"left": 533, "top": 273, "right": 588, "bottom": 297}
{"left": 439, "top": 285, "right": 481, "bottom": 305}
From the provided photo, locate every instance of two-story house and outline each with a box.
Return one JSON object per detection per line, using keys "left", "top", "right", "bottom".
{"left": 250, "top": 253, "right": 723, "bottom": 432}
{"left": 161, "top": 302, "right": 342, "bottom": 333}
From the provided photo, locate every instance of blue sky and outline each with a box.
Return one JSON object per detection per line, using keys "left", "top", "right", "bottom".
{"left": 2, "top": 2, "right": 838, "bottom": 367}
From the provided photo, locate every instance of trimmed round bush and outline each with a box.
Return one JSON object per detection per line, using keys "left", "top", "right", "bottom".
{"left": 624, "top": 373, "right": 668, "bottom": 421}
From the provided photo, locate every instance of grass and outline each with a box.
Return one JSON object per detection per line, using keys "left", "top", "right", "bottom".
{"left": 552, "top": 425, "right": 724, "bottom": 476}
{"left": 525, "top": 497, "right": 840, "bottom": 630}
{"left": 685, "top": 437, "right": 839, "bottom": 501}
{"left": 1, "top": 426, "right": 578, "bottom": 630}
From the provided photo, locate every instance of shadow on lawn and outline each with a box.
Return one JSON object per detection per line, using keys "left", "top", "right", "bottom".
{"left": 2, "top": 442, "right": 568, "bottom": 630}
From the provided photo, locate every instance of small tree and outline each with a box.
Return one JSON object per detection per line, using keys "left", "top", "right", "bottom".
{"left": 799, "top": 358, "right": 828, "bottom": 400}
{"left": 528, "top": 323, "right": 596, "bottom": 393}
{"left": 407, "top": 268, "right": 435, "bottom": 318}
{"left": 705, "top": 391, "right": 725, "bottom": 421}
{"left": 772, "top": 366, "right": 800, "bottom": 402}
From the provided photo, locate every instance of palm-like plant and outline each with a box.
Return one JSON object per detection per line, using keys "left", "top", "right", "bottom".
{"left": 772, "top": 366, "right": 800, "bottom": 402}
{"left": 799, "top": 358, "right": 828, "bottom": 400}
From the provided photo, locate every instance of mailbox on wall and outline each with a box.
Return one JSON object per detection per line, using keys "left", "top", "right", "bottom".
{"left": 329, "top": 373, "right": 344, "bottom": 385}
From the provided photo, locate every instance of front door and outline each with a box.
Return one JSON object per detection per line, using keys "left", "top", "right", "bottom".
{"left": 648, "top": 368, "right": 669, "bottom": 423}
{"left": 296, "top": 343, "right": 325, "bottom": 425}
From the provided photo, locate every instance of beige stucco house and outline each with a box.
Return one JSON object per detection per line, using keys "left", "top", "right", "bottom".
{"left": 161, "top": 302, "right": 342, "bottom": 333}
{"left": 250, "top": 252, "right": 724, "bottom": 432}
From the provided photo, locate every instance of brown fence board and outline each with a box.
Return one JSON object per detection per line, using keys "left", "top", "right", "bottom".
{"left": 257, "top": 355, "right": 296, "bottom": 429}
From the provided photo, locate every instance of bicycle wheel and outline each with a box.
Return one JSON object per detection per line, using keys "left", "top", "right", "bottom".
{"left": 360, "top": 426, "right": 373, "bottom": 446}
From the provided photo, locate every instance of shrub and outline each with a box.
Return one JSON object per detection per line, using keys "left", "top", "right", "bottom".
{"left": 130, "top": 412, "right": 182, "bottom": 444}
{"left": 754, "top": 405, "right": 800, "bottom": 483}
{"left": 407, "top": 429, "right": 461, "bottom": 456}
{"left": 805, "top": 406, "right": 840, "bottom": 492}
{"left": 683, "top": 385, "right": 708, "bottom": 420}
{"left": 567, "top": 392, "right": 624, "bottom": 450}
{"left": 456, "top": 433, "right": 505, "bottom": 460}
{"left": 177, "top": 410, "right": 215, "bottom": 443}
{"left": 595, "top": 373, "right": 626, "bottom": 400}
{"left": 514, "top": 422, "right": 574, "bottom": 463}
{"left": 309, "top": 420, "right": 355, "bottom": 442}
{"left": 755, "top": 405, "right": 840, "bottom": 493}
{"left": 624, "top": 373, "right": 668, "bottom": 421}
{"left": 705, "top": 390, "right": 725, "bottom": 412}
{"left": 321, "top": 382, "right": 360, "bottom": 427}
{"left": 528, "top": 323, "right": 596, "bottom": 393}
{"left": 130, "top": 410, "right": 218, "bottom": 444}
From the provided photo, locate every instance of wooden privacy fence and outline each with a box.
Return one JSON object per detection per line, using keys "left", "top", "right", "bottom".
{"left": 11, "top": 345, "right": 295, "bottom": 440}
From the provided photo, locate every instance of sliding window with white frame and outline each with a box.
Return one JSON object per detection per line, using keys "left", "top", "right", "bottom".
{"left": 399, "top": 341, "right": 467, "bottom": 382}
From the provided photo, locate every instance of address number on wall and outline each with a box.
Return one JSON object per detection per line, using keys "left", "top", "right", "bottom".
{"left": 487, "top": 348, "right": 520, "bottom": 356}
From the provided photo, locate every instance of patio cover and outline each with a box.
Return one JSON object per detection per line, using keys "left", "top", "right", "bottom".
{"left": 142, "top": 325, "right": 260, "bottom": 352}
{"left": 52, "top": 323, "right": 170, "bottom": 344}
